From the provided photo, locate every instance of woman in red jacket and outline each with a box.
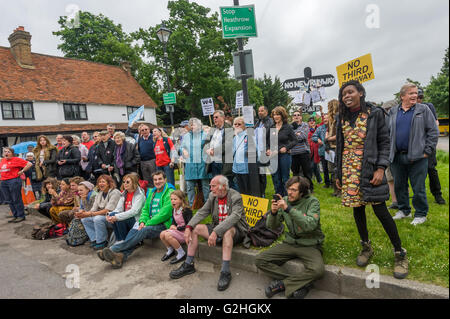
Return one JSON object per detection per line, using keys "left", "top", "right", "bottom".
{"left": 153, "top": 128, "right": 176, "bottom": 187}
{"left": 0, "top": 147, "right": 33, "bottom": 223}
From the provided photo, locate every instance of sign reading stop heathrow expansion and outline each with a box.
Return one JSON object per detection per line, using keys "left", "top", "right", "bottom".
{"left": 220, "top": 5, "right": 258, "bottom": 39}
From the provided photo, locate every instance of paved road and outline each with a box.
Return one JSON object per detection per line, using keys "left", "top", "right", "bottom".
{"left": 437, "top": 136, "right": 449, "bottom": 152}
{"left": 0, "top": 205, "right": 344, "bottom": 300}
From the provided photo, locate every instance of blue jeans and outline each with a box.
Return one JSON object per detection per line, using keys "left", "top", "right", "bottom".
{"left": 271, "top": 153, "right": 292, "bottom": 197}
{"left": 157, "top": 165, "right": 175, "bottom": 187}
{"left": 311, "top": 161, "right": 323, "bottom": 183}
{"left": 186, "top": 179, "right": 210, "bottom": 207}
{"left": 81, "top": 215, "right": 110, "bottom": 243}
{"left": 1, "top": 177, "right": 25, "bottom": 218}
{"left": 391, "top": 153, "right": 429, "bottom": 217}
{"left": 109, "top": 212, "right": 136, "bottom": 242}
{"left": 110, "top": 224, "right": 166, "bottom": 258}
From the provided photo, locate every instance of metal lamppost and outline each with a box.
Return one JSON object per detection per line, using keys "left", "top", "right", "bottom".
{"left": 156, "top": 22, "right": 174, "bottom": 125}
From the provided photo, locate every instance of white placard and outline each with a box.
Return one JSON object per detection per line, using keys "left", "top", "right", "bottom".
{"left": 311, "top": 90, "right": 321, "bottom": 103}
{"left": 201, "top": 97, "right": 215, "bottom": 116}
{"left": 303, "top": 93, "right": 312, "bottom": 106}
{"left": 236, "top": 90, "right": 244, "bottom": 109}
{"left": 293, "top": 92, "right": 304, "bottom": 104}
{"left": 325, "top": 150, "right": 335, "bottom": 163}
{"left": 242, "top": 105, "right": 254, "bottom": 127}
{"left": 319, "top": 87, "right": 327, "bottom": 100}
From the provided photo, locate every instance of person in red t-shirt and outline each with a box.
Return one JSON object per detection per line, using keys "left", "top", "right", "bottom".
{"left": 0, "top": 147, "right": 33, "bottom": 223}
{"left": 81, "top": 132, "right": 95, "bottom": 150}
{"left": 153, "top": 128, "right": 176, "bottom": 187}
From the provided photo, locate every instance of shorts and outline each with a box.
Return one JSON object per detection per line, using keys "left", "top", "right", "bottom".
{"left": 385, "top": 166, "right": 394, "bottom": 183}
{"left": 206, "top": 224, "right": 244, "bottom": 246}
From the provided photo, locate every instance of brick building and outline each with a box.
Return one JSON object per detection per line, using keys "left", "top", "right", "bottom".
{"left": 0, "top": 26, "right": 158, "bottom": 148}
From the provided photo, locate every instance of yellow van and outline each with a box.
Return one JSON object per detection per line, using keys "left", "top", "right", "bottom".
{"left": 438, "top": 118, "right": 449, "bottom": 136}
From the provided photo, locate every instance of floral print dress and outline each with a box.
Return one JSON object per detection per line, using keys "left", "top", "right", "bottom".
{"left": 341, "top": 111, "right": 373, "bottom": 208}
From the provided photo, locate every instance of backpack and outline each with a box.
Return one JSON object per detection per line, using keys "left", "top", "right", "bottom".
{"left": 65, "top": 218, "right": 89, "bottom": 247}
{"left": 31, "top": 222, "right": 54, "bottom": 240}
{"left": 243, "top": 213, "right": 284, "bottom": 248}
{"left": 48, "top": 223, "right": 67, "bottom": 238}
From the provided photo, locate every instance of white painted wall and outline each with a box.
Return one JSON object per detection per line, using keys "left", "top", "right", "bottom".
{"left": 0, "top": 101, "right": 157, "bottom": 126}
{"left": 3, "top": 102, "right": 157, "bottom": 146}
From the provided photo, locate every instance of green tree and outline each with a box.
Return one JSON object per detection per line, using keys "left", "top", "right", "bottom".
{"left": 53, "top": 11, "right": 142, "bottom": 74}
{"left": 132, "top": 0, "right": 238, "bottom": 123}
{"left": 426, "top": 48, "right": 449, "bottom": 117}
{"left": 253, "top": 74, "right": 290, "bottom": 112}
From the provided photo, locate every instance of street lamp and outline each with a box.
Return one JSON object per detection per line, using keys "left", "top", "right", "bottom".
{"left": 156, "top": 22, "right": 174, "bottom": 126}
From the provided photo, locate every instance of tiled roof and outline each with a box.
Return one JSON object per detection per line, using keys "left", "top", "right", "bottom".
{"left": 0, "top": 46, "right": 157, "bottom": 108}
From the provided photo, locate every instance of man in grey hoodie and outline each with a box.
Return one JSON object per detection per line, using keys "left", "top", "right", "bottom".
{"left": 387, "top": 83, "right": 439, "bottom": 226}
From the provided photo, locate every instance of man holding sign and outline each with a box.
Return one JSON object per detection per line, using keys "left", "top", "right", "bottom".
{"left": 255, "top": 176, "right": 325, "bottom": 299}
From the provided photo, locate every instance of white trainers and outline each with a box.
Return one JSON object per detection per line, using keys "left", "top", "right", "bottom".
{"left": 392, "top": 211, "right": 412, "bottom": 220}
{"left": 411, "top": 217, "right": 427, "bottom": 226}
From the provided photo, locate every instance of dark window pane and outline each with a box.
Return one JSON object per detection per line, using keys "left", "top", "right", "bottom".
{"left": 79, "top": 105, "right": 87, "bottom": 119}
{"left": 2, "top": 103, "right": 12, "bottom": 119}
{"left": 13, "top": 103, "right": 23, "bottom": 118}
{"left": 23, "top": 103, "right": 33, "bottom": 119}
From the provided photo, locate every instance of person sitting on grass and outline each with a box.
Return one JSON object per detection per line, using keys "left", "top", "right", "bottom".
{"left": 160, "top": 190, "right": 193, "bottom": 265}
{"left": 255, "top": 176, "right": 325, "bottom": 299}
{"left": 169, "top": 175, "right": 249, "bottom": 292}
{"left": 98, "top": 171, "right": 174, "bottom": 269}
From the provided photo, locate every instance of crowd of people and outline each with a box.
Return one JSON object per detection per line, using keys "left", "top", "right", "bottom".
{"left": 0, "top": 81, "right": 444, "bottom": 298}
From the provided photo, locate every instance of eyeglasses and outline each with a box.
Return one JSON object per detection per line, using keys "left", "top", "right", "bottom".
{"left": 293, "top": 114, "right": 301, "bottom": 117}
{"left": 234, "top": 123, "right": 244, "bottom": 126}
{"left": 124, "top": 180, "right": 132, "bottom": 184}
{"left": 287, "top": 187, "right": 299, "bottom": 193}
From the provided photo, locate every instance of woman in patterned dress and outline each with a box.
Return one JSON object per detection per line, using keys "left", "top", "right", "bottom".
{"left": 335, "top": 80, "right": 409, "bottom": 279}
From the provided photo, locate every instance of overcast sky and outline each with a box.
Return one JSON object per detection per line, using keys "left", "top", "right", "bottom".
{"left": 1, "top": 0, "right": 448, "bottom": 107}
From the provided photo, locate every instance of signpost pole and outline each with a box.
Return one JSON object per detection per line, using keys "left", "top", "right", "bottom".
{"left": 163, "top": 41, "right": 174, "bottom": 126}
{"left": 234, "top": 0, "right": 250, "bottom": 107}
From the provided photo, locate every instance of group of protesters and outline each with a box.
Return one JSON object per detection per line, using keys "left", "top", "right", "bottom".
{"left": 0, "top": 80, "right": 444, "bottom": 298}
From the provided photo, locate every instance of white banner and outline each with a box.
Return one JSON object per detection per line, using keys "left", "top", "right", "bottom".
{"left": 201, "top": 97, "right": 215, "bottom": 116}
{"left": 242, "top": 105, "right": 254, "bottom": 127}
{"left": 236, "top": 90, "right": 244, "bottom": 109}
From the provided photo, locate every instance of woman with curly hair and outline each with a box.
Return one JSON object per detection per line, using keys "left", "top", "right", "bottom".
{"left": 33, "top": 135, "right": 58, "bottom": 180}
{"left": 335, "top": 80, "right": 408, "bottom": 279}
{"left": 266, "top": 106, "right": 297, "bottom": 197}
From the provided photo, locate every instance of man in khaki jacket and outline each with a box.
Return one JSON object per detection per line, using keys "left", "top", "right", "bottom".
{"left": 169, "top": 175, "right": 249, "bottom": 292}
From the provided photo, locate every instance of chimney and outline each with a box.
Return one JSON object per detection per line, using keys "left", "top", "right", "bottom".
{"left": 120, "top": 61, "right": 132, "bottom": 75}
{"left": 8, "top": 26, "right": 34, "bottom": 69}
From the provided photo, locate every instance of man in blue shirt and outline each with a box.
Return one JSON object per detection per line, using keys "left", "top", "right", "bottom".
{"left": 388, "top": 84, "right": 439, "bottom": 226}
{"left": 136, "top": 124, "right": 156, "bottom": 187}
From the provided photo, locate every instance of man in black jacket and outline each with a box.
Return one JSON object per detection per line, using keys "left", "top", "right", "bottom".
{"left": 96, "top": 131, "right": 115, "bottom": 175}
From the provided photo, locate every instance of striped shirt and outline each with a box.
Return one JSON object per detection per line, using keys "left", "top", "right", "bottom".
{"left": 290, "top": 122, "right": 310, "bottom": 155}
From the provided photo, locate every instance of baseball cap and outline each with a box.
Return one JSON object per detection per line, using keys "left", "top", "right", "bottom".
{"left": 180, "top": 120, "right": 189, "bottom": 127}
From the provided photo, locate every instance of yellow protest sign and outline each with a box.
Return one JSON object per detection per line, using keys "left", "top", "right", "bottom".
{"left": 242, "top": 194, "right": 269, "bottom": 228}
{"left": 336, "top": 53, "right": 375, "bottom": 87}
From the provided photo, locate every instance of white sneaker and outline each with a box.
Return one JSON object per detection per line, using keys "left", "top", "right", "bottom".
{"left": 411, "top": 217, "right": 427, "bottom": 226}
{"left": 392, "top": 211, "right": 412, "bottom": 220}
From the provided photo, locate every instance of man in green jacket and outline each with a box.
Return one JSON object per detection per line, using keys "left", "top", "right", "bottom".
{"left": 100, "top": 171, "right": 174, "bottom": 269}
{"left": 255, "top": 176, "right": 325, "bottom": 299}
